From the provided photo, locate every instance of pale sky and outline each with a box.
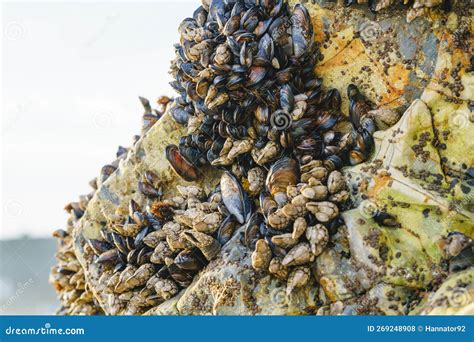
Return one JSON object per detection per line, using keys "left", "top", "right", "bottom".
{"left": 1, "top": 1, "right": 200, "bottom": 239}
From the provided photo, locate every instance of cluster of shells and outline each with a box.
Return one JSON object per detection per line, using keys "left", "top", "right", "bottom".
{"left": 50, "top": 196, "right": 101, "bottom": 315}
{"left": 50, "top": 0, "right": 407, "bottom": 313}
{"left": 160, "top": 0, "right": 399, "bottom": 300}
{"left": 49, "top": 97, "right": 171, "bottom": 314}
{"left": 89, "top": 179, "right": 232, "bottom": 315}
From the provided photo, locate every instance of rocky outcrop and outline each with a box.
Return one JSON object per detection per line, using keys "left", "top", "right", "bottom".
{"left": 51, "top": 0, "right": 473, "bottom": 315}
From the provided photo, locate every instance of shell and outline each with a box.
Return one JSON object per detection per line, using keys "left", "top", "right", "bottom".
{"left": 266, "top": 157, "right": 300, "bottom": 206}
{"left": 220, "top": 171, "right": 252, "bottom": 224}
{"left": 166, "top": 144, "right": 199, "bottom": 181}
{"left": 251, "top": 239, "right": 272, "bottom": 270}
{"left": 182, "top": 230, "right": 221, "bottom": 261}
{"left": 282, "top": 242, "right": 314, "bottom": 267}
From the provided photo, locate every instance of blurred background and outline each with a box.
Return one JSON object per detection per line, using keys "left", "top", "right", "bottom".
{"left": 1, "top": 0, "right": 199, "bottom": 314}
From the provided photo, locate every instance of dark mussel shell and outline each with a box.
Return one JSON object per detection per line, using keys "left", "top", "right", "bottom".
{"left": 221, "top": 171, "right": 252, "bottom": 224}
{"left": 291, "top": 4, "right": 313, "bottom": 58}
{"left": 348, "top": 84, "right": 371, "bottom": 129}
{"left": 244, "top": 212, "right": 264, "bottom": 250}
{"left": 165, "top": 144, "right": 199, "bottom": 182}
{"left": 449, "top": 245, "right": 474, "bottom": 273}
{"left": 87, "top": 239, "right": 112, "bottom": 255}
{"left": 138, "top": 181, "right": 162, "bottom": 198}
{"left": 168, "top": 263, "right": 195, "bottom": 287}
{"left": 174, "top": 248, "right": 208, "bottom": 271}
{"left": 96, "top": 249, "right": 123, "bottom": 265}
{"left": 373, "top": 210, "right": 400, "bottom": 228}
{"left": 266, "top": 156, "right": 300, "bottom": 198}
{"left": 217, "top": 215, "right": 238, "bottom": 245}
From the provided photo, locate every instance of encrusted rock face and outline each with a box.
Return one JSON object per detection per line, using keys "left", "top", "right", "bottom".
{"left": 51, "top": 0, "right": 473, "bottom": 315}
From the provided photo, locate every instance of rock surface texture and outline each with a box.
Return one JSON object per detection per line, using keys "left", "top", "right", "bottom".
{"left": 51, "top": 0, "right": 473, "bottom": 315}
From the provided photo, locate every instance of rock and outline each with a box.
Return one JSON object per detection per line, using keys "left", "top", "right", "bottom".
{"left": 52, "top": 1, "right": 473, "bottom": 315}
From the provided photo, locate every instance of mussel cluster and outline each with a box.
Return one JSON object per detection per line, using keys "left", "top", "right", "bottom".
{"left": 50, "top": 166, "right": 104, "bottom": 315}
{"left": 167, "top": 0, "right": 323, "bottom": 179}
{"left": 167, "top": 0, "right": 378, "bottom": 179}
{"left": 163, "top": 1, "right": 381, "bottom": 296}
{"left": 88, "top": 173, "right": 248, "bottom": 314}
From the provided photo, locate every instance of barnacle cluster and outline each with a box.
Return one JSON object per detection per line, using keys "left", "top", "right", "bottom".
{"left": 89, "top": 181, "right": 230, "bottom": 314}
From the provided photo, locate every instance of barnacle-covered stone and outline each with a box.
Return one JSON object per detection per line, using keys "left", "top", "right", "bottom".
{"left": 52, "top": 0, "right": 473, "bottom": 317}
